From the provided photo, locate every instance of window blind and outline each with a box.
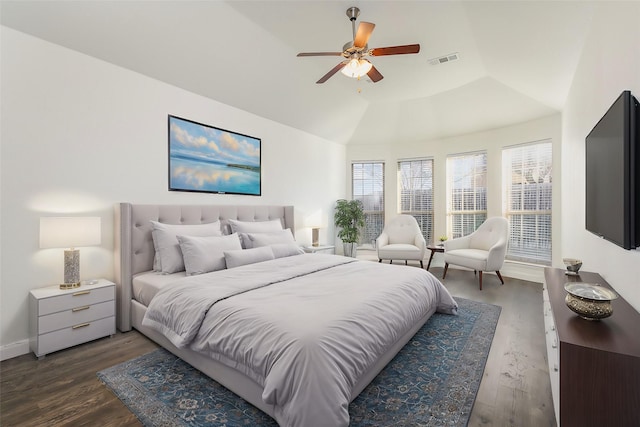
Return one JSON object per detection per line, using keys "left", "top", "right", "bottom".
{"left": 352, "top": 162, "right": 385, "bottom": 246}
{"left": 398, "top": 159, "right": 433, "bottom": 244}
{"left": 446, "top": 152, "right": 488, "bottom": 238}
{"left": 502, "top": 141, "right": 552, "bottom": 265}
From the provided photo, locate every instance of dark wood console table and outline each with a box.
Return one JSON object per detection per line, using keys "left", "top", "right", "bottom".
{"left": 543, "top": 268, "right": 640, "bottom": 427}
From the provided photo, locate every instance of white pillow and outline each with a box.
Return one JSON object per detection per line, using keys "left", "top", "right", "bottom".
{"left": 247, "top": 229, "right": 296, "bottom": 248}
{"left": 228, "top": 219, "right": 284, "bottom": 248}
{"left": 224, "top": 246, "right": 275, "bottom": 269}
{"left": 270, "top": 243, "right": 305, "bottom": 259}
{"left": 228, "top": 218, "right": 283, "bottom": 234}
{"left": 150, "top": 220, "right": 222, "bottom": 274}
{"left": 177, "top": 233, "right": 242, "bottom": 276}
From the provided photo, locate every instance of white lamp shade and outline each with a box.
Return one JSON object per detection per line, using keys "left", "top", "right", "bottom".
{"left": 40, "top": 217, "right": 101, "bottom": 249}
{"left": 340, "top": 58, "right": 373, "bottom": 78}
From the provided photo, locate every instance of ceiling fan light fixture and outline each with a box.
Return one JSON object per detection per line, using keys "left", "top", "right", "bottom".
{"left": 340, "top": 58, "right": 372, "bottom": 79}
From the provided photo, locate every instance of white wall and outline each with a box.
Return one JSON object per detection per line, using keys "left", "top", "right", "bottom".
{"left": 561, "top": 2, "right": 640, "bottom": 311}
{"left": 346, "top": 114, "right": 562, "bottom": 283}
{"left": 0, "top": 27, "right": 346, "bottom": 358}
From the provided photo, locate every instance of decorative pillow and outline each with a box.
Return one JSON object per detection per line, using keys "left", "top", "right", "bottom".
{"left": 177, "top": 233, "right": 242, "bottom": 276}
{"left": 270, "top": 243, "right": 305, "bottom": 259}
{"left": 247, "top": 229, "right": 296, "bottom": 248}
{"left": 224, "top": 246, "right": 275, "bottom": 269}
{"left": 150, "top": 220, "right": 222, "bottom": 274}
{"left": 228, "top": 219, "right": 284, "bottom": 248}
{"left": 228, "top": 218, "right": 283, "bottom": 234}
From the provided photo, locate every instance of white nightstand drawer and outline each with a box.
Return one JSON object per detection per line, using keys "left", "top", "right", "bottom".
{"left": 38, "top": 286, "right": 114, "bottom": 316}
{"left": 35, "top": 316, "right": 115, "bottom": 357}
{"left": 303, "top": 245, "right": 335, "bottom": 254}
{"left": 38, "top": 300, "right": 115, "bottom": 334}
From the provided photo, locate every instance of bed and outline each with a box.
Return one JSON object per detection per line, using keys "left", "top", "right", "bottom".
{"left": 114, "top": 203, "right": 457, "bottom": 427}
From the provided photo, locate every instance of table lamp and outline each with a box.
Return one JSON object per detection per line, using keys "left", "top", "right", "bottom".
{"left": 40, "top": 217, "right": 101, "bottom": 289}
{"left": 304, "top": 211, "right": 327, "bottom": 247}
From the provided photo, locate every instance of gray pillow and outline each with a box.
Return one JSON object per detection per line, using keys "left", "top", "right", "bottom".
{"left": 150, "top": 220, "right": 222, "bottom": 274}
{"left": 228, "top": 219, "right": 285, "bottom": 248}
{"left": 270, "top": 243, "right": 305, "bottom": 259}
{"left": 177, "top": 233, "right": 242, "bottom": 275}
{"left": 228, "top": 218, "right": 283, "bottom": 235}
{"left": 247, "top": 229, "right": 295, "bottom": 248}
{"left": 224, "top": 246, "right": 275, "bottom": 269}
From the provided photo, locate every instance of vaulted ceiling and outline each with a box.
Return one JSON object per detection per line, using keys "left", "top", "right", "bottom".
{"left": 1, "top": 1, "right": 596, "bottom": 145}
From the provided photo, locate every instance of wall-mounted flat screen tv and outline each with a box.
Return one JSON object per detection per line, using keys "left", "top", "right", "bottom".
{"left": 168, "top": 115, "right": 261, "bottom": 196}
{"left": 585, "top": 90, "right": 639, "bottom": 249}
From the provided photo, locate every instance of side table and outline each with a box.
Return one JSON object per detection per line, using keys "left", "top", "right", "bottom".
{"left": 426, "top": 245, "right": 444, "bottom": 270}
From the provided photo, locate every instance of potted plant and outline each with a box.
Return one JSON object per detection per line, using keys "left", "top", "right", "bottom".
{"left": 334, "top": 199, "right": 365, "bottom": 257}
{"left": 438, "top": 236, "right": 448, "bottom": 246}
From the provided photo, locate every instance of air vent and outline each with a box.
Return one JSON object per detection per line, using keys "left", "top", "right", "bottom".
{"left": 428, "top": 52, "right": 460, "bottom": 66}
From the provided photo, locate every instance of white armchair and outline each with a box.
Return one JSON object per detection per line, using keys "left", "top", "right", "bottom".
{"left": 442, "top": 217, "right": 509, "bottom": 290}
{"left": 377, "top": 215, "right": 426, "bottom": 268}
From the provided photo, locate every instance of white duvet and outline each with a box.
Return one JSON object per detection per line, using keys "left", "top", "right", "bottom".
{"left": 143, "top": 254, "right": 458, "bottom": 427}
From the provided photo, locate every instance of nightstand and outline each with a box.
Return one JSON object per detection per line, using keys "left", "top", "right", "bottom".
{"left": 29, "top": 279, "right": 116, "bottom": 359}
{"left": 303, "top": 245, "right": 336, "bottom": 254}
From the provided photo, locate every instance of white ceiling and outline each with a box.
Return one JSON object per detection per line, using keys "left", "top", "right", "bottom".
{"left": 1, "top": 1, "right": 597, "bottom": 145}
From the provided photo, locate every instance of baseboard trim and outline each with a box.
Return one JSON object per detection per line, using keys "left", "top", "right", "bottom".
{"left": 501, "top": 261, "right": 544, "bottom": 283}
{"left": 1, "top": 340, "right": 30, "bottom": 361}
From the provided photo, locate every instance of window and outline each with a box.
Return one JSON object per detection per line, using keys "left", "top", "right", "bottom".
{"left": 502, "top": 140, "right": 552, "bottom": 265}
{"left": 446, "top": 152, "right": 487, "bottom": 239}
{"left": 398, "top": 159, "right": 433, "bottom": 244}
{"left": 352, "top": 162, "right": 385, "bottom": 246}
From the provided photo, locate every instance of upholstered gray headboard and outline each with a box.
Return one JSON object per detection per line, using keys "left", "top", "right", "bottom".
{"left": 114, "top": 203, "right": 295, "bottom": 331}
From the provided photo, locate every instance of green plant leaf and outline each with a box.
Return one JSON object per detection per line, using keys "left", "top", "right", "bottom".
{"left": 334, "top": 199, "right": 365, "bottom": 244}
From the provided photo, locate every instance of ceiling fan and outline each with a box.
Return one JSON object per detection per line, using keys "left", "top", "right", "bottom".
{"left": 297, "top": 6, "right": 420, "bottom": 84}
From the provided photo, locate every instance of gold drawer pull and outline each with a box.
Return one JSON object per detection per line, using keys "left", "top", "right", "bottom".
{"left": 72, "top": 306, "right": 90, "bottom": 312}
{"left": 72, "top": 291, "right": 90, "bottom": 296}
{"left": 72, "top": 323, "right": 90, "bottom": 330}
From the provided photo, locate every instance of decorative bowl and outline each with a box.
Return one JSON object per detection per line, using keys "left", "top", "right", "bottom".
{"left": 564, "top": 282, "right": 618, "bottom": 320}
{"left": 563, "top": 258, "right": 582, "bottom": 275}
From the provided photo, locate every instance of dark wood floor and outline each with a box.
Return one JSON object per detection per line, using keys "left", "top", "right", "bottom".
{"left": 437, "top": 267, "right": 556, "bottom": 427}
{"left": 1, "top": 264, "right": 556, "bottom": 427}
{"left": 0, "top": 330, "right": 157, "bottom": 426}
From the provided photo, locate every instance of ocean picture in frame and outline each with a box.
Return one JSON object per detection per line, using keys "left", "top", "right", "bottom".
{"left": 168, "top": 115, "right": 261, "bottom": 196}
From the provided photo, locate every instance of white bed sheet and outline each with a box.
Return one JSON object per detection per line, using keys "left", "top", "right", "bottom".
{"left": 132, "top": 270, "right": 186, "bottom": 306}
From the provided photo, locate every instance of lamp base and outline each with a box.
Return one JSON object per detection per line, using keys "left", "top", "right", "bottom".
{"left": 62, "top": 248, "right": 81, "bottom": 289}
{"left": 312, "top": 228, "right": 320, "bottom": 247}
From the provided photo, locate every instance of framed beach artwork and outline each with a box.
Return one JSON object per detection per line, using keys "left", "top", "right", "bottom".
{"left": 168, "top": 115, "right": 261, "bottom": 196}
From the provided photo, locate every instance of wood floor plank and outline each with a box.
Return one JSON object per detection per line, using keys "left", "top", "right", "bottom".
{"left": 1, "top": 332, "right": 156, "bottom": 427}
{"left": 432, "top": 265, "right": 557, "bottom": 427}
{"left": 467, "top": 400, "right": 497, "bottom": 426}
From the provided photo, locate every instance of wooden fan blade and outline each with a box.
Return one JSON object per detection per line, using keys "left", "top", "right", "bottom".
{"left": 367, "top": 65, "right": 384, "bottom": 83}
{"left": 370, "top": 44, "right": 421, "bottom": 56}
{"left": 354, "top": 22, "right": 375, "bottom": 48}
{"left": 316, "top": 62, "right": 347, "bottom": 84}
{"left": 297, "top": 52, "right": 343, "bottom": 57}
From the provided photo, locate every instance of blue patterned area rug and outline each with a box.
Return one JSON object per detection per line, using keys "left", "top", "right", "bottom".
{"left": 97, "top": 297, "right": 500, "bottom": 426}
